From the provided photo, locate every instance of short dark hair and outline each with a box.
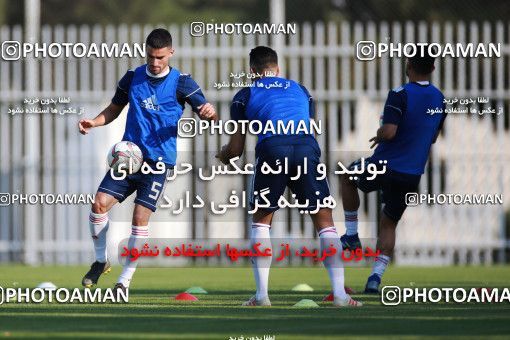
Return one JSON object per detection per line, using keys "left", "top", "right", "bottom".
{"left": 408, "top": 45, "right": 437, "bottom": 75}
{"left": 249, "top": 46, "right": 278, "bottom": 73}
{"left": 146, "top": 28, "right": 172, "bottom": 49}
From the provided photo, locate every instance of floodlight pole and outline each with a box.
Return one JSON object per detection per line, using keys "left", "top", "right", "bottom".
{"left": 270, "top": 0, "right": 286, "bottom": 75}
{"left": 24, "top": 0, "right": 40, "bottom": 265}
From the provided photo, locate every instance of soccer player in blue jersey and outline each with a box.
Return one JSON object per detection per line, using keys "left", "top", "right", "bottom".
{"left": 78, "top": 28, "right": 217, "bottom": 292}
{"left": 217, "top": 46, "right": 362, "bottom": 307}
{"left": 340, "top": 48, "right": 447, "bottom": 293}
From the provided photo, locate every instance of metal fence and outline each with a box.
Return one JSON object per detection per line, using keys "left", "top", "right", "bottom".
{"left": 0, "top": 21, "right": 508, "bottom": 265}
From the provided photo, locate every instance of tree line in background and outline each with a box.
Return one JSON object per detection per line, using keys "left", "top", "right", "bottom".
{"left": 0, "top": 0, "right": 509, "bottom": 26}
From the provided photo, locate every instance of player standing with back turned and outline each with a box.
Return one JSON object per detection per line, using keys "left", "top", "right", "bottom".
{"left": 217, "top": 46, "right": 362, "bottom": 307}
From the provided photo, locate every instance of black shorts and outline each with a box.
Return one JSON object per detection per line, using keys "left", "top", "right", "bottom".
{"left": 97, "top": 161, "right": 173, "bottom": 212}
{"left": 251, "top": 135, "right": 331, "bottom": 212}
{"left": 348, "top": 158, "right": 421, "bottom": 222}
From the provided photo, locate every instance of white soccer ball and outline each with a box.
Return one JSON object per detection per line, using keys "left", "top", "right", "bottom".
{"left": 107, "top": 141, "right": 143, "bottom": 174}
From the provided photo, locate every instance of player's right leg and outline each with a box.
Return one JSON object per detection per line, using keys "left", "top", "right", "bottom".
{"left": 82, "top": 170, "right": 135, "bottom": 287}
{"left": 311, "top": 209, "right": 362, "bottom": 307}
{"left": 365, "top": 212, "right": 396, "bottom": 294}
{"left": 289, "top": 143, "right": 361, "bottom": 307}
{"left": 82, "top": 191, "right": 118, "bottom": 287}
{"left": 364, "top": 170, "right": 420, "bottom": 294}
{"left": 242, "top": 209, "right": 274, "bottom": 307}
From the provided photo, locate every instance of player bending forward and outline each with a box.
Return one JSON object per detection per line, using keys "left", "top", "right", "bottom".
{"left": 217, "top": 46, "right": 362, "bottom": 307}
{"left": 340, "top": 48, "right": 447, "bottom": 294}
{"left": 78, "top": 28, "right": 217, "bottom": 292}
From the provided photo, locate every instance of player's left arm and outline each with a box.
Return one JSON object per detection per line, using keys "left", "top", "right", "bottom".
{"left": 299, "top": 84, "right": 318, "bottom": 137}
{"left": 216, "top": 88, "right": 248, "bottom": 164}
{"left": 369, "top": 89, "right": 405, "bottom": 148}
{"left": 216, "top": 130, "right": 246, "bottom": 164}
{"left": 432, "top": 101, "right": 447, "bottom": 143}
{"left": 370, "top": 124, "right": 399, "bottom": 148}
{"left": 177, "top": 74, "right": 217, "bottom": 120}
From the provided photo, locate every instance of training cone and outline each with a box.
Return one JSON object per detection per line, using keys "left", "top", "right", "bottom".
{"left": 476, "top": 287, "right": 494, "bottom": 302}
{"left": 293, "top": 299, "right": 320, "bottom": 308}
{"left": 185, "top": 286, "right": 208, "bottom": 294}
{"left": 476, "top": 287, "right": 493, "bottom": 294}
{"left": 323, "top": 293, "right": 332, "bottom": 301}
{"left": 174, "top": 292, "right": 198, "bottom": 301}
{"left": 323, "top": 287, "right": 356, "bottom": 301}
{"left": 37, "top": 282, "right": 57, "bottom": 289}
{"left": 291, "top": 283, "right": 314, "bottom": 292}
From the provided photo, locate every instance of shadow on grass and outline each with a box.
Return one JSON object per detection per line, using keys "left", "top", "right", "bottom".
{"left": 1, "top": 303, "right": 510, "bottom": 337}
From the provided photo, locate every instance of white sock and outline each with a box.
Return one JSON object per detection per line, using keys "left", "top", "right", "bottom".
{"left": 344, "top": 211, "right": 358, "bottom": 236}
{"left": 89, "top": 211, "right": 109, "bottom": 263}
{"left": 118, "top": 225, "right": 149, "bottom": 288}
{"left": 319, "top": 226, "right": 347, "bottom": 299}
{"left": 250, "top": 223, "right": 272, "bottom": 300}
{"left": 371, "top": 254, "right": 391, "bottom": 279}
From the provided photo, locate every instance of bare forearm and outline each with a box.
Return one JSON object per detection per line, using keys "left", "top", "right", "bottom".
{"left": 376, "top": 125, "right": 397, "bottom": 141}
{"left": 376, "top": 127, "right": 389, "bottom": 141}
{"left": 225, "top": 143, "right": 243, "bottom": 158}
{"left": 217, "top": 133, "right": 246, "bottom": 164}
{"left": 369, "top": 124, "right": 397, "bottom": 148}
{"left": 93, "top": 104, "right": 123, "bottom": 127}
{"left": 79, "top": 103, "right": 124, "bottom": 135}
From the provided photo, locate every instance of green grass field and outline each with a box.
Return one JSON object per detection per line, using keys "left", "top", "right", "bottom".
{"left": 0, "top": 265, "right": 509, "bottom": 339}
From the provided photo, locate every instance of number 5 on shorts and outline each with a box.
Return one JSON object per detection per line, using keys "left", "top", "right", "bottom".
{"left": 148, "top": 181, "right": 163, "bottom": 200}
